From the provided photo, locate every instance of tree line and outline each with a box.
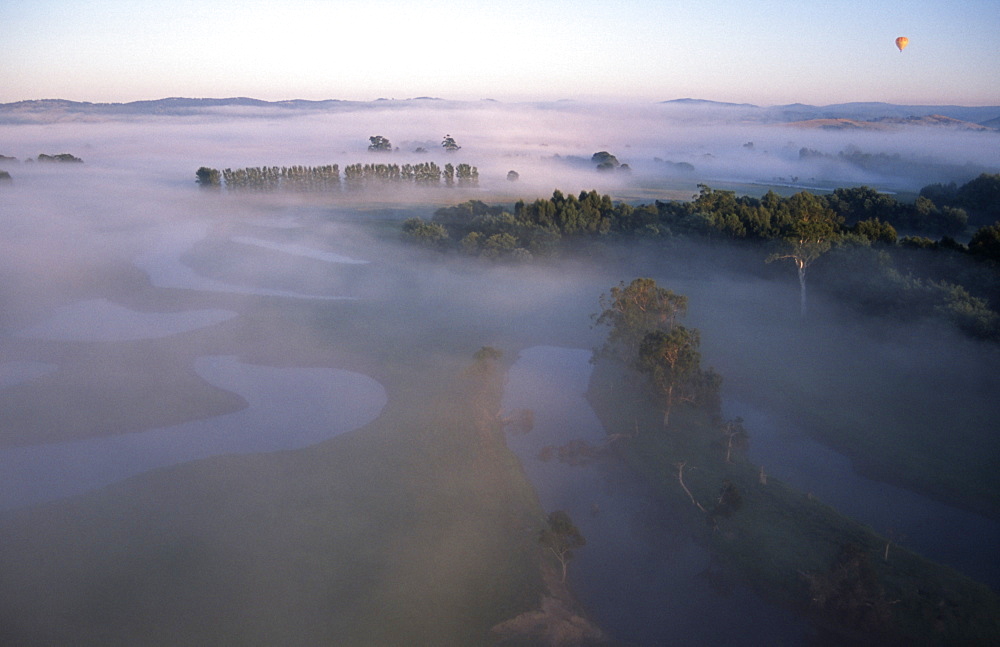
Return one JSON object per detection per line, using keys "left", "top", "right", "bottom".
{"left": 342, "top": 162, "right": 478, "bottom": 187}
{"left": 196, "top": 161, "right": 478, "bottom": 191}
{"left": 211, "top": 165, "right": 340, "bottom": 192}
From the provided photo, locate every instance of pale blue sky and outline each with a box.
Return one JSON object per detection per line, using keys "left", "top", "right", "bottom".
{"left": 2, "top": 0, "right": 998, "bottom": 105}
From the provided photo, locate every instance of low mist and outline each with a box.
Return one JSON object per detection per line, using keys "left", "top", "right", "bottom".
{"left": 4, "top": 100, "right": 996, "bottom": 197}
{"left": 0, "top": 99, "right": 998, "bottom": 644}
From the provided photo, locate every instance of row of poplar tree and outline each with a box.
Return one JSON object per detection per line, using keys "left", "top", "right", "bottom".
{"left": 196, "top": 162, "right": 478, "bottom": 191}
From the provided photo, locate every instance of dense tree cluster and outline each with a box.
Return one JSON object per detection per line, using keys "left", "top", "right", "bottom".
{"left": 367, "top": 135, "right": 392, "bottom": 152}
{"left": 441, "top": 134, "right": 460, "bottom": 152}
{"left": 764, "top": 197, "right": 840, "bottom": 316}
{"left": 404, "top": 175, "right": 1000, "bottom": 340}
{"left": 594, "top": 278, "right": 689, "bottom": 359}
{"left": 345, "top": 162, "right": 432, "bottom": 186}
{"left": 655, "top": 176, "right": 999, "bottom": 240}
{"left": 815, "top": 243, "right": 1000, "bottom": 339}
{"left": 401, "top": 218, "right": 448, "bottom": 247}
{"left": 195, "top": 166, "right": 220, "bottom": 187}
{"left": 919, "top": 173, "right": 1000, "bottom": 224}
{"left": 969, "top": 222, "right": 1000, "bottom": 263}
{"left": 802, "top": 543, "right": 893, "bottom": 636}
{"left": 594, "top": 278, "right": 721, "bottom": 427}
{"left": 430, "top": 179, "right": 999, "bottom": 261}
{"left": 406, "top": 189, "right": 657, "bottom": 260}
{"left": 36, "top": 153, "right": 83, "bottom": 163}
{"left": 454, "top": 163, "right": 479, "bottom": 186}
{"left": 657, "top": 184, "right": 889, "bottom": 241}
{"left": 668, "top": 181, "right": 1000, "bottom": 338}
{"left": 591, "top": 151, "right": 631, "bottom": 173}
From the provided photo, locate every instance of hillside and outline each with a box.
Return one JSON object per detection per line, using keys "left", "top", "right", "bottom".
{"left": 658, "top": 98, "right": 1000, "bottom": 127}
{"left": 782, "top": 114, "right": 996, "bottom": 132}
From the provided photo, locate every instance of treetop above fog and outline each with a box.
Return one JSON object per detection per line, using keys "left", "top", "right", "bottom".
{"left": 593, "top": 278, "right": 688, "bottom": 359}
{"left": 36, "top": 153, "right": 83, "bottom": 163}
{"left": 441, "top": 134, "right": 460, "bottom": 152}
{"left": 368, "top": 135, "right": 392, "bottom": 152}
{"left": 591, "top": 151, "right": 631, "bottom": 173}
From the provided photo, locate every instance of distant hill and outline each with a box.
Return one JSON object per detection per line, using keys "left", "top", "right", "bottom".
{"left": 780, "top": 118, "right": 892, "bottom": 131}
{"left": 658, "top": 98, "right": 1000, "bottom": 127}
{"left": 811, "top": 101, "right": 1000, "bottom": 124}
{"left": 783, "top": 114, "right": 996, "bottom": 132}
{"left": 983, "top": 115, "right": 1000, "bottom": 129}
{"left": 2, "top": 96, "right": 999, "bottom": 129}
{"left": 0, "top": 96, "right": 480, "bottom": 123}
{"left": 0, "top": 97, "right": 353, "bottom": 121}
{"left": 660, "top": 98, "right": 758, "bottom": 108}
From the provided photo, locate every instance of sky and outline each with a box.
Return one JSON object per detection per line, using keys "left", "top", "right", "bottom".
{"left": 2, "top": 0, "right": 998, "bottom": 106}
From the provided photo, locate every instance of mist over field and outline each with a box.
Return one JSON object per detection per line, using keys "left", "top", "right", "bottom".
{"left": 3, "top": 100, "right": 998, "bottom": 195}
{"left": 1, "top": 99, "right": 999, "bottom": 644}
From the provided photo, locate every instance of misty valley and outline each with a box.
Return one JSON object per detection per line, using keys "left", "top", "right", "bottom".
{"left": 1, "top": 99, "right": 999, "bottom": 645}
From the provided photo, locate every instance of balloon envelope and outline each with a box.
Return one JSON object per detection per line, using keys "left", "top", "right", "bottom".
{"left": 895, "top": 36, "right": 909, "bottom": 52}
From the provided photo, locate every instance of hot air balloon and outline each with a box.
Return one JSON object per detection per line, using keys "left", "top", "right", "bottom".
{"left": 895, "top": 36, "right": 909, "bottom": 52}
